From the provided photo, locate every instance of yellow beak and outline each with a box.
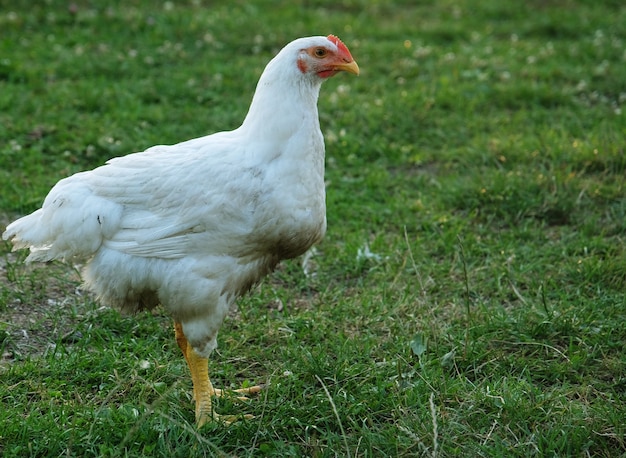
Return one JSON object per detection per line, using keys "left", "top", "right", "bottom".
{"left": 335, "top": 60, "right": 360, "bottom": 76}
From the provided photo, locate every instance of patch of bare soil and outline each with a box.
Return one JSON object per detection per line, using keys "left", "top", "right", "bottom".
{"left": 0, "top": 250, "right": 88, "bottom": 365}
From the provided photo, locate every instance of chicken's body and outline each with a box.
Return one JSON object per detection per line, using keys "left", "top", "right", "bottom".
{"left": 2, "top": 35, "right": 359, "bottom": 426}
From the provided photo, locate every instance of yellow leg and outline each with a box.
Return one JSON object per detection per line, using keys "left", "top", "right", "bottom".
{"left": 174, "top": 323, "right": 199, "bottom": 405}
{"left": 174, "top": 322, "right": 262, "bottom": 427}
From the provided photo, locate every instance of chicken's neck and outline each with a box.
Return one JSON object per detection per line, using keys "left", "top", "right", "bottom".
{"left": 238, "top": 71, "right": 323, "bottom": 144}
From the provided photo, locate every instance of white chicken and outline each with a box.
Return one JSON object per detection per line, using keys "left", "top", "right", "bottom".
{"left": 2, "top": 35, "right": 359, "bottom": 426}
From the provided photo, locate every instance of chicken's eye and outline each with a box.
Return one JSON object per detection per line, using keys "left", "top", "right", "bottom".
{"left": 314, "top": 48, "right": 327, "bottom": 58}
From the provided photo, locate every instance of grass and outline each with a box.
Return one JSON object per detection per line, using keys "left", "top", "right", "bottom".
{"left": 1, "top": 0, "right": 625, "bottom": 456}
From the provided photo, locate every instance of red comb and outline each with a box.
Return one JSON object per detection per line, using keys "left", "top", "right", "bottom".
{"left": 327, "top": 34, "right": 352, "bottom": 59}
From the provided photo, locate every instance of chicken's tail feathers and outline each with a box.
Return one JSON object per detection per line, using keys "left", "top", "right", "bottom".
{"left": 3, "top": 210, "right": 58, "bottom": 262}
{"left": 3, "top": 189, "right": 123, "bottom": 263}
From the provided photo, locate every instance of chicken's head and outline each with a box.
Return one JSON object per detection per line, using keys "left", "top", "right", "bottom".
{"left": 297, "top": 35, "right": 359, "bottom": 79}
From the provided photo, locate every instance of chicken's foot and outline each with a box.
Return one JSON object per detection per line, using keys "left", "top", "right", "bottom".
{"left": 174, "top": 322, "right": 262, "bottom": 427}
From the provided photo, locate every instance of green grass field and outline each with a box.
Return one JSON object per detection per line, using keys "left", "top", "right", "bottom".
{"left": 1, "top": 0, "right": 625, "bottom": 456}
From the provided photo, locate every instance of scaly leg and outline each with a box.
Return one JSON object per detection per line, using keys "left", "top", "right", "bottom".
{"left": 174, "top": 322, "right": 199, "bottom": 404}
{"left": 173, "top": 322, "right": 262, "bottom": 427}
